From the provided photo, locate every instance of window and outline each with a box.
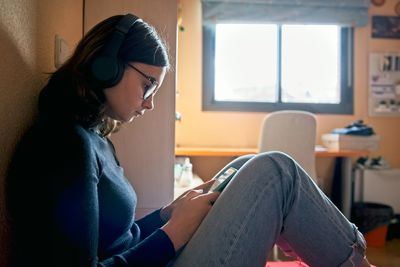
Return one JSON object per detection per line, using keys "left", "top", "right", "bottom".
{"left": 203, "top": 23, "right": 354, "bottom": 114}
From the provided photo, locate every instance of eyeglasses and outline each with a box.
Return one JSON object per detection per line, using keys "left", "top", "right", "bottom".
{"left": 127, "top": 63, "right": 159, "bottom": 100}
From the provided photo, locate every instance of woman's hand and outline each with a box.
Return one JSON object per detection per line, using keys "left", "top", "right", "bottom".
{"left": 160, "top": 179, "right": 215, "bottom": 222}
{"left": 161, "top": 182, "right": 220, "bottom": 251}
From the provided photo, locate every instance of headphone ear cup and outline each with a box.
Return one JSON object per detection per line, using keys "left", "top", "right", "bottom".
{"left": 112, "top": 59, "right": 125, "bottom": 87}
{"left": 91, "top": 56, "right": 124, "bottom": 88}
{"left": 90, "top": 14, "right": 140, "bottom": 88}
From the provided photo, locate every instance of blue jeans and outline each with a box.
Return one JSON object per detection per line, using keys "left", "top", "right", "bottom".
{"left": 168, "top": 152, "right": 366, "bottom": 267}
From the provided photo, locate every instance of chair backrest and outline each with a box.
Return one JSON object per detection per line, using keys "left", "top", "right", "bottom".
{"left": 258, "top": 110, "right": 317, "bottom": 180}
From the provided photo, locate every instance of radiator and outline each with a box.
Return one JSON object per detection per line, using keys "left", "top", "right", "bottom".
{"left": 354, "top": 169, "right": 400, "bottom": 213}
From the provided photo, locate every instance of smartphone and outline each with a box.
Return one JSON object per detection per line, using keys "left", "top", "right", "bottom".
{"left": 209, "top": 167, "right": 237, "bottom": 192}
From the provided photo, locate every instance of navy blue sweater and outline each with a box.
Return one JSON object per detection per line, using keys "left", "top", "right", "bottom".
{"left": 6, "top": 120, "right": 175, "bottom": 267}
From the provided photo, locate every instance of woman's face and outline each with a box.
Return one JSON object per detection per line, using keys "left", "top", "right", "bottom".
{"left": 104, "top": 62, "right": 166, "bottom": 123}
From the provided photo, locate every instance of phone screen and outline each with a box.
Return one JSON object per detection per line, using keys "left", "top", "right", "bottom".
{"left": 209, "top": 167, "right": 237, "bottom": 192}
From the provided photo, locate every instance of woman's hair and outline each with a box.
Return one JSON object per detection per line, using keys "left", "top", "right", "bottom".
{"left": 38, "top": 14, "right": 170, "bottom": 136}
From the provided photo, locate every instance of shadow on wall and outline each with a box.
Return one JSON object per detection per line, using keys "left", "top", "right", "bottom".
{"left": 0, "top": 23, "right": 40, "bottom": 266}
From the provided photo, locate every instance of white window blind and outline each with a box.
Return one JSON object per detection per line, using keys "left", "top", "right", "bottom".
{"left": 202, "top": 0, "right": 370, "bottom": 27}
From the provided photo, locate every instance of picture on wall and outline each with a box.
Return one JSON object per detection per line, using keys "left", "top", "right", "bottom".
{"left": 372, "top": 16, "right": 400, "bottom": 39}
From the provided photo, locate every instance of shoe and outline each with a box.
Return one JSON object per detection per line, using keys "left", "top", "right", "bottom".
{"left": 332, "top": 120, "right": 375, "bottom": 136}
{"left": 356, "top": 156, "right": 372, "bottom": 169}
{"left": 370, "top": 156, "right": 390, "bottom": 170}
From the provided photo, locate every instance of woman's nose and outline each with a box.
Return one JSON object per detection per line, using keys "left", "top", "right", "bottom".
{"left": 142, "top": 95, "right": 154, "bottom": 110}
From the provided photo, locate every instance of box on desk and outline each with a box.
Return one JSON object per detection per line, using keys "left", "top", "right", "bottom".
{"left": 322, "top": 134, "right": 380, "bottom": 151}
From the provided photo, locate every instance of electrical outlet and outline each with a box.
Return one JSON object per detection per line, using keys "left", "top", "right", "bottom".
{"left": 54, "top": 34, "right": 69, "bottom": 69}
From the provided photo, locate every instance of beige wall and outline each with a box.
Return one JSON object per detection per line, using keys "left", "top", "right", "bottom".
{"left": 0, "top": 0, "right": 83, "bottom": 264}
{"left": 84, "top": 0, "right": 177, "bottom": 219}
{"left": 176, "top": 0, "right": 400, "bottom": 179}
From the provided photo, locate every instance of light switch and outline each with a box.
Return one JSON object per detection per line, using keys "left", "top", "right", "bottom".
{"left": 54, "top": 34, "right": 69, "bottom": 69}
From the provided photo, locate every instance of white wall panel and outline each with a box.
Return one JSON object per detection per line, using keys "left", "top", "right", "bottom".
{"left": 84, "top": 0, "right": 177, "bottom": 218}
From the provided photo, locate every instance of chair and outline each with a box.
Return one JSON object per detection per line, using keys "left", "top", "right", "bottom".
{"left": 258, "top": 110, "right": 317, "bottom": 182}
{"left": 259, "top": 110, "right": 318, "bottom": 262}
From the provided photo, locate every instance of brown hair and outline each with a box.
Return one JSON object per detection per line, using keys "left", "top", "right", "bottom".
{"left": 38, "top": 14, "right": 170, "bottom": 136}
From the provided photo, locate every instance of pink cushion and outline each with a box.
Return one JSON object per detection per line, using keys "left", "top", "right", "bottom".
{"left": 266, "top": 261, "right": 309, "bottom": 267}
{"left": 266, "top": 261, "right": 376, "bottom": 267}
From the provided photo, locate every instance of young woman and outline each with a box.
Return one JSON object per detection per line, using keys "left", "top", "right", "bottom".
{"left": 6, "top": 14, "right": 371, "bottom": 267}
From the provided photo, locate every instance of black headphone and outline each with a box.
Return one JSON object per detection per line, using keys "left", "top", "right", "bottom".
{"left": 91, "top": 13, "right": 141, "bottom": 88}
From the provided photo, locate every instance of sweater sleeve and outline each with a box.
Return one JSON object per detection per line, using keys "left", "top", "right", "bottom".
{"left": 101, "top": 229, "right": 175, "bottom": 267}
{"left": 135, "top": 209, "right": 166, "bottom": 240}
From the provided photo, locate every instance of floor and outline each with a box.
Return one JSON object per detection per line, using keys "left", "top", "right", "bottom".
{"left": 366, "top": 239, "right": 400, "bottom": 267}
{"left": 269, "top": 239, "right": 400, "bottom": 267}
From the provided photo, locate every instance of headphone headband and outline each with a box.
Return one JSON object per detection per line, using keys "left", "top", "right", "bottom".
{"left": 115, "top": 14, "right": 141, "bottom": 34}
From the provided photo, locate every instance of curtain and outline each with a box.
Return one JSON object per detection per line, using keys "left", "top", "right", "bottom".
{"left": 202, "top": 0, "right": 370, "bottom": 26}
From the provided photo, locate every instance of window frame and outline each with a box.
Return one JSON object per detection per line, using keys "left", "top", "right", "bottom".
{"left": 202, "top": 23, "right": 354, "bottom": 114}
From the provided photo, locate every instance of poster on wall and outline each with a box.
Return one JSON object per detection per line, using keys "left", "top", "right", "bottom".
{"left": 372, "top": 16, "right": 400, "bottom": 39}
{"left": 369, "top": 53, "right": 400, "bottom": 117}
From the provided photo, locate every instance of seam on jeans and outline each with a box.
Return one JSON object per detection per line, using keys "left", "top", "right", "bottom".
{"left": 218, "top": 164, "right": 274, "bottom": 266}
{"left": 297, "top": 175, "right": 354, "bottom": 245}
{"left": 266, "top": 153, "right": 293, "bottom": 217}
{"left": 294, "top": 171, "right": 366, "bottom": 266}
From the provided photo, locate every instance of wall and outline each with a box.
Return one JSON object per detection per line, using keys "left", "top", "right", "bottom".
{"left": 0, "top": 0, "right": 83, "bottom": 264}
{"left": 176, "top": 0, "right": 400, "bottom": 180}
{"left": 84, "top": 0, "right": 177, "bottom": 219}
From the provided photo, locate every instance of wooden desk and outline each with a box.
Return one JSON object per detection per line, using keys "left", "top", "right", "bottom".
{"left": 175, "top": 147, "right": 369, "bottom": 158}
{"left": 175, "top": 146, "right": 369, "bottom": 218}
{"left": 175, "top": 147, "right": 257, "bottom": 157}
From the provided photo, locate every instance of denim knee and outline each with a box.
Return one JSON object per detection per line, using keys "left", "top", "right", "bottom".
{"left": 255, "top": 151, "right": 298, "bottom": 177}
{"left": 258, "top": 151, "right": 296, "bottom": 163}
{"left": 256, "top": 151, "right": 295, "bottom": 164}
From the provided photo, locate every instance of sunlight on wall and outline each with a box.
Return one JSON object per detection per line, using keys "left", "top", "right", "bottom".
{"left": 176, "top": 0, "right": 400, "bottom": 170}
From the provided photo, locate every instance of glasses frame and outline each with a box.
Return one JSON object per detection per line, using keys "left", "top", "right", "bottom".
{"left": 127, "top": 63, "right": 159, "bottom": 100}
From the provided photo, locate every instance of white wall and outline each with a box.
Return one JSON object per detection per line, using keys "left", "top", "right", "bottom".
{"left": 84, "top": 0, "right": 177, "bottom": 218}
